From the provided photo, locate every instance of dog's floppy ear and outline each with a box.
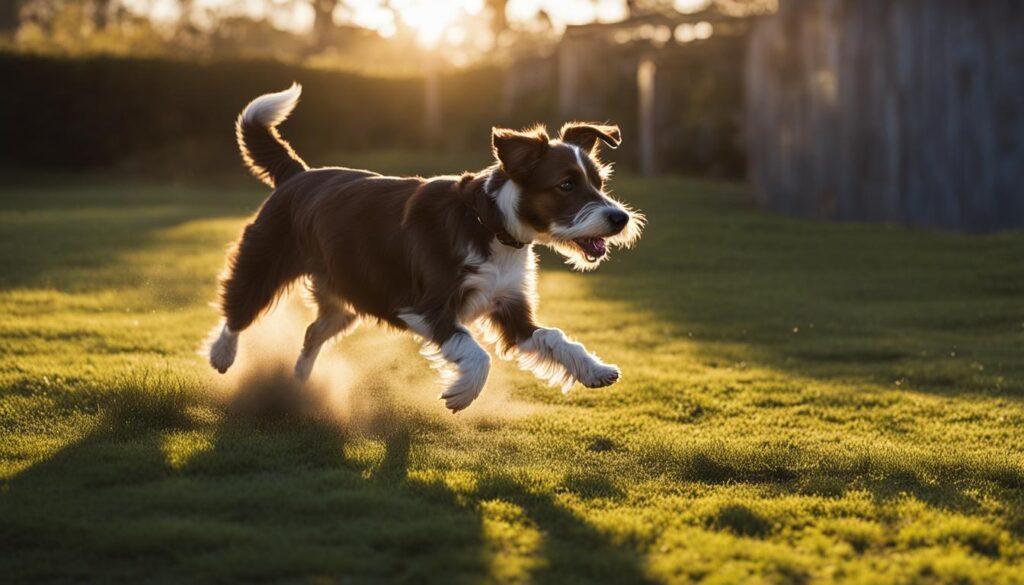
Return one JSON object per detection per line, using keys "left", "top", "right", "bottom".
{"left": 559, "top": 122, "right": 622, "bottom": 154}
{"left": 492, "top": 126, "right": 550, "bottom": 176}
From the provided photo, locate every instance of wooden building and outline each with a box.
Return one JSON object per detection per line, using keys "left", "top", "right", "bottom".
{"left": 746, "top": 0, "right": 1024, "bottom": 231}
{"left": 551, "top": 7, "right": 754, "bottom": 177}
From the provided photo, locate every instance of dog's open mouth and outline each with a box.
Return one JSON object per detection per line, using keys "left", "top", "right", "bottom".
{"left": 574, "top": 237, "right": 608, "bottom": 262}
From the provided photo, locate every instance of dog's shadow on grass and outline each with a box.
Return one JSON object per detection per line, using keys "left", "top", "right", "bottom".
{"left": 0, "top": 376, "right": 653, "bottom": 584}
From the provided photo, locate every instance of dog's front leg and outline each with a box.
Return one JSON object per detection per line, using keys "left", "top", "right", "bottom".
{"left": 517, "top": 328, "right": 620, "bottom": 392}
{"left": 400, "top": 312, "right": 491, "bottom": 413}
{"left": 489, "top": 297, "right": 620, "bottom": 393}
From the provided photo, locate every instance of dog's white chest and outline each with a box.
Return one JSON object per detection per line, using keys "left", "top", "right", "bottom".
{"left": 459, "top": 241, "right": 535, "bottom": 323}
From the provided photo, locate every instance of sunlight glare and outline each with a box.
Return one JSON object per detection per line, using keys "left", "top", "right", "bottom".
{"left": 345, "top": 0, "right": 398, "bottom": 38}
{"left": 508, "top": 0, "right": 628, "bottom": 29}
{"left": 445, "top": 26, "right": 468, "bottom": 46}
{"left": 673, "top": 0, "right": 710, "bottom": 13}
{"left": 693, "top": 21, "right": 713, "bottom": 39}
{"left": 390, "top": 0, "right": 484, "bottom": 48}
{"left": 122, "top": 0, "right": 180, "bottom": 26}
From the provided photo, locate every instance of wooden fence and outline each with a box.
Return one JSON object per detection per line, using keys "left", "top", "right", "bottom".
{"left": 746, "top": 0, "right": 1024, "bottom": 232}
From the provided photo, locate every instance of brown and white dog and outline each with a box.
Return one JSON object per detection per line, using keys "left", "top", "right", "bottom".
{"left": 207, "top": 84, "right": 643, "bottom": 412}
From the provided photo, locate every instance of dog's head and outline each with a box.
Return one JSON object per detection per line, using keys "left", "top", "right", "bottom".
{"left": 490, "top": 123, "right": 644, "bottom": 271}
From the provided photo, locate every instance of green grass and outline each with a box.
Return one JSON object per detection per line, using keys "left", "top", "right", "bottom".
{"left": 2, "top": 155, "right": 1024, "bottom": 584}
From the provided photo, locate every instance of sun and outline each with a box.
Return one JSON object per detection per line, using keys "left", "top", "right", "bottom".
{"left": 389, "top": 0, "right": 484, "bottom": 48}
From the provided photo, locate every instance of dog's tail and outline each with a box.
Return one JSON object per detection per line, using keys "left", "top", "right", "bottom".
{"left": 236, "top": 83, "right": 308, "bottom": 188}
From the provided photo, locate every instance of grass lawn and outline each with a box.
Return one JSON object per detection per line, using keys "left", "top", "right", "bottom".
{"left": 2, "top": 153, "right": 1023, "bottom": 584}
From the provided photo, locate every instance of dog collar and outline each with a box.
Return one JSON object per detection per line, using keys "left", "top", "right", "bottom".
{"left": 466, "top": 175, "right": 526, "bottom": 249}
{"left": 493, "top": 230, "right": 525, "bottom": 249}
{"left": 470, "top": 207, "right": 524, "bottom": 249}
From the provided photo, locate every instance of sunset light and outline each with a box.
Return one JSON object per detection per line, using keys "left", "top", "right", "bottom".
{"left": 6, "top": 0, "right": 1022, "bottom": 582}
{"left": 123, "top": 0, "right": 715, "bottom": 42}
{"left": 390, "top": 0, "right": 484, "bottom": 47}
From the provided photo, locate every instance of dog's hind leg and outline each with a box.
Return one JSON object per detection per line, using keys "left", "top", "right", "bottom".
{"left": 295, "top": 279, "right": 360, "bottom": 382}
{"left": 209, "top": 193, "right": 303, "bottom": 374}
{"left": 399, "top": 311, "right": 491, "bottom": 413}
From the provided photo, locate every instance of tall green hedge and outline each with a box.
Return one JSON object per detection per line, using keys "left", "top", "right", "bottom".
{"left": 0, "top": 54, "right": 516, "bottom": 171}
{"left": 0, "top": 52, "right": 746, "bottom": 177}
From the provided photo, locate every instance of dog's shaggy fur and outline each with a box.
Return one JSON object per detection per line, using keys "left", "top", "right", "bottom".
{"left": 207, "top": 83, "right": 644, "bottom": 412}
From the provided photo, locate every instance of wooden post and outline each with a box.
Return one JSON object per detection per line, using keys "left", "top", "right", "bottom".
{"left": 637, "top": 55, "right": 657, "bottom": 177}
{"left": 558, "top": 38, "right": 579, "bottom": 118}
{"left": 424, "top": 57, "right": 441, "bottom": 145}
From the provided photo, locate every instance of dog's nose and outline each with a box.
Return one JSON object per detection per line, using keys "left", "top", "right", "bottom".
{"left": 606, "top": 209, "right": 629, "bottom": 233}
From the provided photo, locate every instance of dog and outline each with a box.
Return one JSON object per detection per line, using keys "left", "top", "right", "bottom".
{"left": 206, "top": 83, "right": 643, "bottom": 413}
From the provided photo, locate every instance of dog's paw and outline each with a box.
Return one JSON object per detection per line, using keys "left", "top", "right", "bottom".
{"left": 438, "top": 364, "right": 489, "bottom": 413}
{"left": 579, "top": 363, "right": 620, "bottom": 388}
{"left": 432, "top": 335, "right": 491, "bottom": 414}
{"left": 440, "top": 366, "right": 488, "bottom": 412}
{"left": 440, "top": 386, "right": 480, "bottom": 413}
{"left": 209, "top": 352, "right": 235, "bottom": 374}
{"left": 209, "top": 345, "right": 236, "bottom": 374}
{"left": 206, "top": 325, "right": 238, "bottom": 374}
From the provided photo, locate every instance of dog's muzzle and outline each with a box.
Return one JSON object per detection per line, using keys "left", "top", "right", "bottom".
{"left": 573, "top": 208, "right": 630, "bottom": 261}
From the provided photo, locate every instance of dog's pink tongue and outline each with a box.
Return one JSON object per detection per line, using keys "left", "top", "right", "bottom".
{"left": 576, "top": 238, "right": 607, "bottom": 259}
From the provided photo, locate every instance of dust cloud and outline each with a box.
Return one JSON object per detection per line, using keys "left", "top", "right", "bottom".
{"left": 205, "top": 291, "right": 544, "bottom": 433}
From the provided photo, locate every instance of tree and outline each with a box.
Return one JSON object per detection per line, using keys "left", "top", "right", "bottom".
{"left": 486, "top": 0, "right": 508, "bottom": 38}
{"left": 310, "top": 0, "right": 339, "bottom": 50}
{"left": 92, "top": 0, "right": 111, "bottom": 28}
{"left": 0, "top": 0, "right": 22, "bottom": 35}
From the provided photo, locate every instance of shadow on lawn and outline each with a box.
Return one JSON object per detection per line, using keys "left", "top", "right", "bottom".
{"left": 0, "top": 205, "right": 244, "bottom": 296}
{"left": 627, "top": 439, "right": 1024, "bottom": 522}
{"left": 0, "top": 177, "right": 272, "bottom": 304}
{"left": 4, "top": 384, "right": 1021, "bottom": 583}
{"left": 0, "top": 379, "right": 653, "bottom": 584}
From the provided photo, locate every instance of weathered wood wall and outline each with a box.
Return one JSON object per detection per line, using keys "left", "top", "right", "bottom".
{"left": 746, "top": 0, "right": 1024, "bottom": 232}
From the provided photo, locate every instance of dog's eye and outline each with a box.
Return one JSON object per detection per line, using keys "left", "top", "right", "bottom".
{"left": 559, "top": 179, "right": 575, "bottom": 192}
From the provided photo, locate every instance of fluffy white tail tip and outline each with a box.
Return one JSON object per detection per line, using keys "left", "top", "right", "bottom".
{"left": 241, "top": 82, "right": 302, "bottom": 128}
